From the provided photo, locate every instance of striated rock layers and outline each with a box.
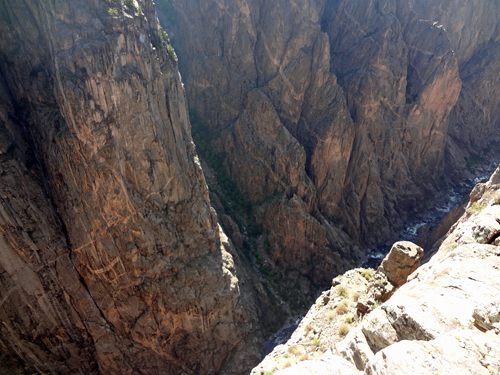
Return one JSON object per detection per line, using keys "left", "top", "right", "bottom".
{"left": 160, "top": 0, "right": 500, "bottom": 292}
{"left": 0, "top": 0, "right": 263, "bottom": 374}
{"left": 252, "top": 164, "right": 500, "bottom": 374}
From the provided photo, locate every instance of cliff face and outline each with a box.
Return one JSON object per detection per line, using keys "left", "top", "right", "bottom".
{"left": 159, "top": 0, "right": 490, "bottom": 294}
{"left": 252, "top": 164, "right": 500, "bottom": 374}
{"left": 165, "top": 0, "right": 357, "bottom": 291}
{"left": 0, "top": 0, "right": 262, "bottom": 373}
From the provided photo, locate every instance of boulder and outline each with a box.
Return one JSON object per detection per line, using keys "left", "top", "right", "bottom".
{"left": 378, "top": 241, "right": 424, "bottom": 287}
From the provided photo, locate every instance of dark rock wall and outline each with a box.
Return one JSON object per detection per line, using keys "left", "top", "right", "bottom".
{"left": 162, "top": 0, "right": 491, "bottom": 284}
{"left": 0, "top": 0, "right": 262, "bottom": 373}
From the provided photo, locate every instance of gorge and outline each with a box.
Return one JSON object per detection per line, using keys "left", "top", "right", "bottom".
{"left": 0, "top": 0, "right": 499, "bottom": 374}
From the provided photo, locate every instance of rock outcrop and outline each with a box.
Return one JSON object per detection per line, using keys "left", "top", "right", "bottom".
{"left": 252, "top": 164, "right": 500, "bottom": 374}
{"left": 377, "top": 241, "right": 423, "bottom": 288}
{"left": 0, "top": 0, "right": 263, "bottom": 373}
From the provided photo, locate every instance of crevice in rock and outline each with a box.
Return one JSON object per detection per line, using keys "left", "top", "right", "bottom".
{"left": 486, "top": 231, "right": 500, "bottom": 245}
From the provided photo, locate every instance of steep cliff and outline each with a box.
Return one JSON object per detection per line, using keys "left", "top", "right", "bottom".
{"left": 252, "top": 163, "right": 500, "bottom": 374}
{"left": 157, "top": 0, "right": 495, "bottom": 298}
{"left": 0, "top": 0, "right": 263, "bottom": 373}
{"left": 166, "top": 0, "right": 356, "bottom": 288}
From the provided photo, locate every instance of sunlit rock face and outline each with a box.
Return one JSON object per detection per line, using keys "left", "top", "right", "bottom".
{"left": 0, "top": 0, "right": 263, "bottom": 373}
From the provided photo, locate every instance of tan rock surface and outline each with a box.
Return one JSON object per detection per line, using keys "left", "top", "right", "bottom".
{"left": 365, "top": 330, "right": 500, "bottom": 375}
{"left": 378, "top": 241, "right": 424, "bottom": 287}
{"left": 273, "top": 351, "right": 361, "bottom": 375}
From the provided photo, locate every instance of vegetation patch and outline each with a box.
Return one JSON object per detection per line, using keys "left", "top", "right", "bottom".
{"left": 336, "top": 300, "right": 349, "bottom": 315}
{"left": 287, "top": 345, "right": 300, "bottom": 356}
{"left": 304, "top": 324, "right": 313, "bottom": 336}
{"left": 124, "top": 0, "right": 135, "bottom": 10}
{"left": 351, "top": 291, "right": 361, "bottom": 302}
{"left": 299, "top": 353, "right": 309, "bottom": 362}
{"left": 167, "top": 44, "right": 176, "bottom": 60}
{"left": 361, "top": 268, "right": 374, "bottom": 281}
{"left": 337, "top": 285, "right": 348, "bottom": 298}
{"left": 466, "top": 201, "right": 486, "bottom": 215}
{"left": 338, "top": 323, "right": 349, "bottom": 336}
{"left": 312, "top": 336, "right": 320, "bottom": 347}
{"left": 465, "top": 153, "right": 484, "bottom": 170}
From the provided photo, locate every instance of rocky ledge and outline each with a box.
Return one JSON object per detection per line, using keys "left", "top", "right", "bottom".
{"left": 252, "top": 164, "right": 500, "bottom": 374}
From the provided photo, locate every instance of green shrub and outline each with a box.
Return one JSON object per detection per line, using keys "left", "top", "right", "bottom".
{"left": 124, "top": 0, "right": 135, "bottom": 9}
{"left": 361, "top": 268, "right": 375, "bottom": 281}
{"left": 466, "top": 201, "right": 485, "bottom": 215}
{"left": 312, "top": 336, "right": 320, "bottom": 347}
{"left": 167, "top": 44, "right": 176, "bottom": 59}
{"left": 345, "top": 315, "right": 353, "bottom": 324}
{"left": 337, "top": 285, "right": 348, "bottom": 298}
{"left": 107, "top": 7, "right": 119, "bottom": 16}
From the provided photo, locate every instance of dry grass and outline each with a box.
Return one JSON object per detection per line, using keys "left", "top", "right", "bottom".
{"left": 287, "top": 345, "right": 300, "bottom": 356}
{"left": 299, "top": 353, "right": 309, "bottom": 362}
{"left": 351, "top": 291, "right": 361, "bottom": 302}
{"left": 304, "top": 324, "right": 313, "bottom": 336}
{"left": 282, "top": 361, "right": 292, "bottom": 369}
{"left": 441, "top": 242, "right": 458, "bottom": 255}
{"left": 338, "top": 323, "right": 350, "bottom": 336}
{"left": 336, "top": 300, "right": 349, "bottom": 315}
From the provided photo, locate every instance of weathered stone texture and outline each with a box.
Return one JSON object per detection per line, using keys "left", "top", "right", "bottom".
{"left": 0, "top": 0, "right": 262, "bottom": 373}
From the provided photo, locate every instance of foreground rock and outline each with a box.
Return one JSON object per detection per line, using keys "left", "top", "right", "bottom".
{"left": 251, "top": 240, "right": 423, "bottom": 374}
{"left": 273, "top": 351, "right": 361, "bottom": 375}
{"left": 365, "top": 330, "right": 500, "bottom": 375}
{"left": 378, "top": 241, "right": 424, "bottom": 287}
{"left": 252, "top": 164, "right": 500, "bottom": 374}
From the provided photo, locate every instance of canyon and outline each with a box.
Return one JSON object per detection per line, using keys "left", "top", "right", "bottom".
{"left": 161, "top": 0, "right": 500, "bottom": 298}
{"left": 0, "top": 0, "right": 499, "bottom": 374}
